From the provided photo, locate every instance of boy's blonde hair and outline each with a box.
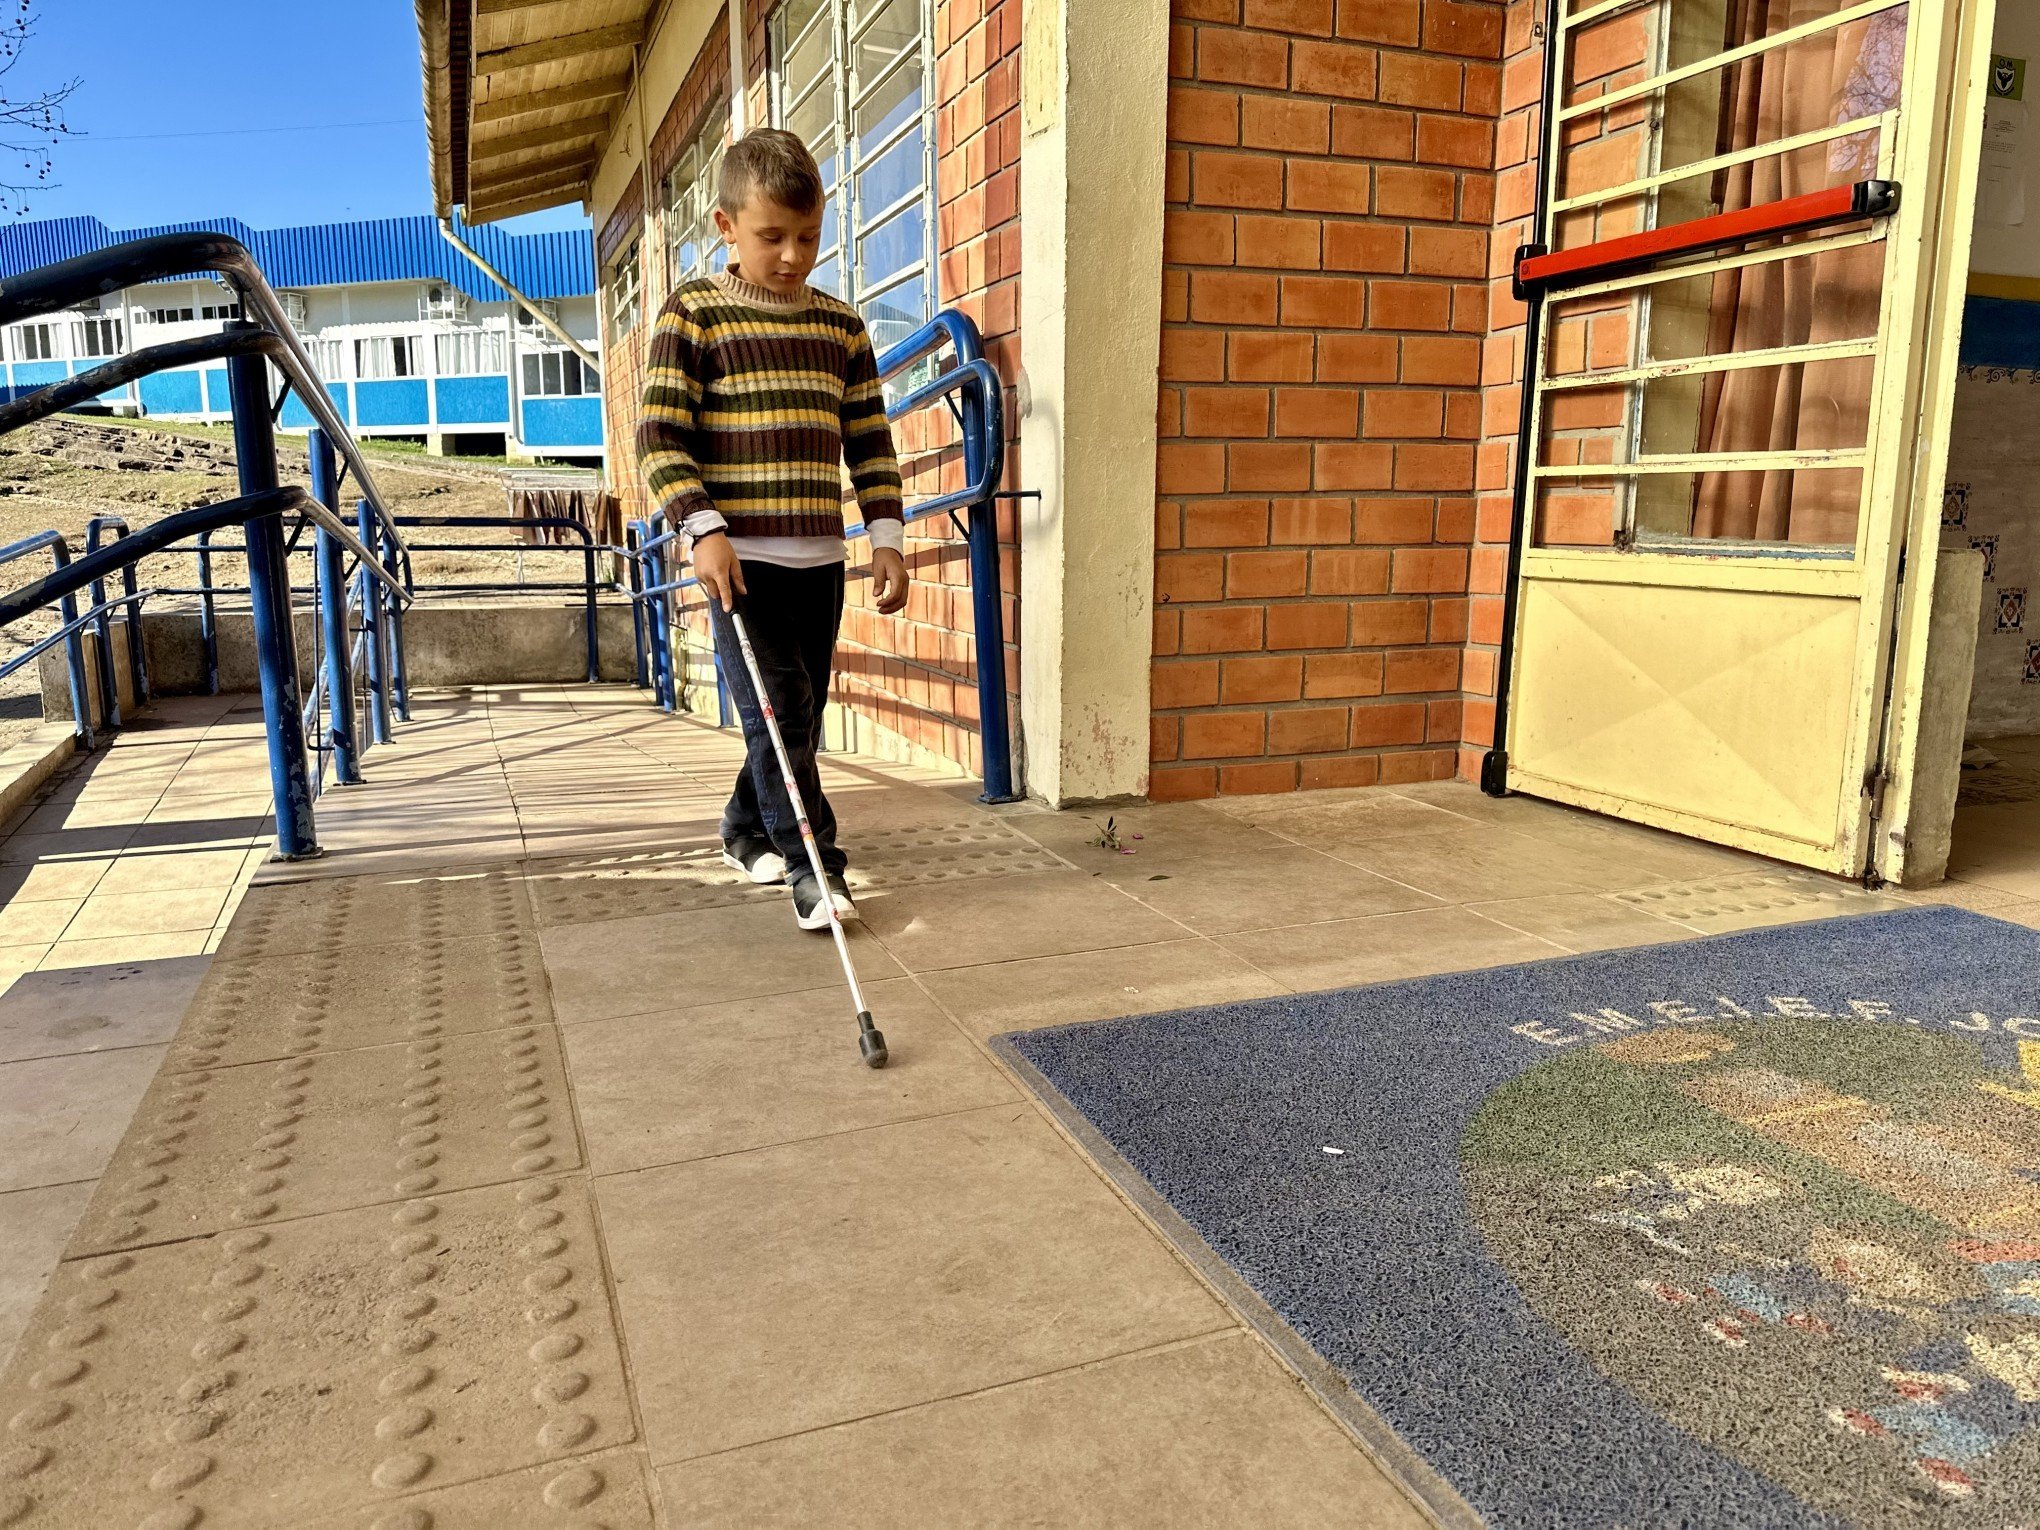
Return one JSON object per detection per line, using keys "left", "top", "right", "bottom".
{"left": 718, "top": 128, "right": 824, "bottom": 217}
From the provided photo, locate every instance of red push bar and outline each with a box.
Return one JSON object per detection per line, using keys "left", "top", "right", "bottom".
{"left": 1514, "top": 180, "right": 1900, "bottom": 299}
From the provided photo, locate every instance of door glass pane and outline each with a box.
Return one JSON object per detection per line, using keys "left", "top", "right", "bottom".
{"left": 864, "top": 269, "right": 927, "bottom": 357}
{"left": 1553, "top": 1, "right": 1909, "bottom": 250}
{"left": 1534, "top": 468, "right": 1864, "bottom": 548}
{"left": 857, "top": 200, "right": 924, "bottom": 288}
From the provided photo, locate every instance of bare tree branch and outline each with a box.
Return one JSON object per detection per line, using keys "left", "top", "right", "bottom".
{"left": 0, "top": 0, "right": 77, "bottom": 218}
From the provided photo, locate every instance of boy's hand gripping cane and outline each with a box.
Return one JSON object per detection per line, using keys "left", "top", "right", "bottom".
{"left": 727, "top": 610, "right": 888, "bottom": 1068}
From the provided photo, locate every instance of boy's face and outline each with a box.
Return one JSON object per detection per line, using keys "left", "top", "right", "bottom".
{"left": 714, "top": 195, "right": 823, "bottom": 296}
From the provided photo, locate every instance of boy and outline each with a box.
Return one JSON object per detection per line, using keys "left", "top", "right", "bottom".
{"left": 637, "top": 128, "right": 909, "bottom": 931}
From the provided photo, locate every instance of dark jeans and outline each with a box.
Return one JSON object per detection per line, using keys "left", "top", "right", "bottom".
{"left": 707, "top": 559, "right": 848, "bottom": 877}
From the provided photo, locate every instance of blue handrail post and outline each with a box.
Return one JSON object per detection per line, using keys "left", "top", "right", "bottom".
{"left": 226, "top": 337, "right": 319, "bottom": 859}
{"left": 83, "top": 519, "right": 124, "bottom": 730}
{"left": 624, "top": 523, "right": 649, "bottom": 690}
{"left": 308, "top": 429, "right": 362, "bottom": 785}
{"left": 49, "top": 543, "right": 94, "bottom": 748}
{"left": 195, "top": 529, "right": 221, "bottom": 694}
{"left": 581, "top": 536, "right": 601, "bottom": 683}
{"left": 356, "top": 499, "right": 392, "bottom": 746}
{"left": 953, "top": 340, "right": 1018, "bottom": 804}
{"left": 384, "top": 539, "right": 411, "bottom": 721}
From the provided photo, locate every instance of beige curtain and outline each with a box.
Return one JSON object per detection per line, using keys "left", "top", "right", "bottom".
{"left": 1690, "top": 2, "right": 1907, "bottom": 543}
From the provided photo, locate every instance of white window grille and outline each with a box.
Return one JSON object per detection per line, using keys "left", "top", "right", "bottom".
{"left": 771, "top": 0, "right": 935, "bottom": 355}
{"left": 663, "top": 102, "right": 729, "bottom": 289}
{"left": 521, "top": 349, "right": 599, "bottom": 398}
{"left": 433, "top": 328, "right": 506, "bottom": 376}
{"left": 419, "top": 283, "right": 470, "bottom": 323}
{"left": 9, "top": 323, "right": 55, "bottom": 361}
{"left": 73, "top": 318, "right": 123, "bottom": 358}
{"left": 515, "top": 299, "right": 562, "bottom": 330}
{"left": 606, "top": 240, "right": 642, "bottom": 340}
{"left": 354, "top": 335, "right": 424, "bottom": 380}
{"left": 278, "top": 291, "right": 309, "bottom": 328}
{"left": 308, "top": 337, "right": 348, "bottom": 380}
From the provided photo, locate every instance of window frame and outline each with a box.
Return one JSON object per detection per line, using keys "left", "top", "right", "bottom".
{"left": 663, "top": 99, "right": 731, "bottom": 290}
{"left": 771, "top": 0, "right": 938, "bottom": 353}
{"left": 607, "top": 238, "right": 643, "bottom": 341}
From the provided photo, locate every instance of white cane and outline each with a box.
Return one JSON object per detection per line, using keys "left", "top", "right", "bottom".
{"left": 727, "top": 609, "right": 887, "bottom": 1068}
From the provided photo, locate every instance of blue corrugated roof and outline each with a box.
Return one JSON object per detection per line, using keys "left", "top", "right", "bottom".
{"left": 0, "top": 213, "right": 596, "bottom": 301}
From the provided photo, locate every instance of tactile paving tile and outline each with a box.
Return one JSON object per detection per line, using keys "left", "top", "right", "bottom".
{"left": 0, "top": 1178, "right": 634, "bottom": 1528}
{"left": 846, "top": 820, "right": 1066, "bottom": 889}
{"left": 220, "top": 873, "right": 535, "bottom": 960}
{"left": 67, "top": 1025, "right": 580, "bottom": 1257}
{"left": 300, "top": 1446, "right": 654, "bottom": 1529}
{"left": 164, "top": 935, "right": 551, "bottom": 1073}
{"left": 524, "top": 848, "right": 783, "bottom": 928}
{"left": 1614, "top": 871, "right": 1865, "bottom": 924}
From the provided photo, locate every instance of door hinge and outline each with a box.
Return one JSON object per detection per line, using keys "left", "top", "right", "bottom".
{"left": 1863, "top": 765, "right": 1889, "bottom": 820}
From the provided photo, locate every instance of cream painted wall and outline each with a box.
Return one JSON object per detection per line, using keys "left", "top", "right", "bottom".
{"left": 1971, "top": 0, "right": 2040, "bottom": 277}
{"left": 1016, "top": 0, "right": 1168, "bottom": 805}
{"left": 588, "top": 0, "right": 725, "bottom": 232}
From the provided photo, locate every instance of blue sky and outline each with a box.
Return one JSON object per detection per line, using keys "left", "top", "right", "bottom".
{"left": 12, "top": 0, "right": 588, "bottom": 236}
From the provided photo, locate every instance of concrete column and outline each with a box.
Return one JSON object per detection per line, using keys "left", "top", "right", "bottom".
{"left": 1016, "top": 0, "right": 1169, "bottom": 806}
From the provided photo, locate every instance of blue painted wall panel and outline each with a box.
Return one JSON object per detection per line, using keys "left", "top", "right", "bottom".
{"left": 1960, "top": 296, "right": 2040, "bottom": 370}
{"left": 355, "top": 379, "right": 430, "bottom": 428}
{"left": 202, "top": 369, "right": 232, "bottom": 414}
{"left": 9, "top": 361, "right": 65, "bottom": 387}
{"left": 435, "top": 375, "right": 510, "bottom": 425}
{"left": 139, "top": 372, "right": 204, "bottom": 414}
{"left": 520, "top": 396, "right": 603, "bottom": 448}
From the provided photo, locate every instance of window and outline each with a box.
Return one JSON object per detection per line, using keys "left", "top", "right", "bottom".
{"left": 308, "top": 337, "right": 348, "bottom": 380}
{"left": 434, "top": 328, "right": 506, "bottom": 376}
{"left": 516, "top": 299, "right": 561, "bottom": 331}
{"left": 521, "top": 349, "right": 600, "bottom": 397}
{"left": 145, "top": 307, "right": 197, "bottom": 325}
{"left": 772, "top": 0, "right": 935, "bottom": 354}
{"left": 355, "top": 335, "right": 424, "bottom": 380}
{"left": 9, "top": 323, "right": 55, "bottom": 361}
{"left": 73, "top": 318, "right": 123, "bottom": 357}
{"left": 663, "top": 103, "right": 729, "bottom": 288}
{"left": 200, "top": 303, "right": 242, "bottom": 321}
{"left": 606, "top": 239, "right": 642, "bottom": 340}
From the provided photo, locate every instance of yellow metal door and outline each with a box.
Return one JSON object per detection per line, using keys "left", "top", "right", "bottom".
{"left": 1497, "top": 0, "right": 1995, "bottom": 876}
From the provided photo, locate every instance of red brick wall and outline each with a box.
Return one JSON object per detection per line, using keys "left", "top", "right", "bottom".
{"left": 831, "top": 0, "right": 1022, "bottom": 778}
{"left": 1149, "top": 0, "right": 1505, "bottom": 801}
{"left": 1461, "top": 0, "right": 1542, "bottom": 776}
{"left": 598, "top": 179, "right": 650, "bottom": 526}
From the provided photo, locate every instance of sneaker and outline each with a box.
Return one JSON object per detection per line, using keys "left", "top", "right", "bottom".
{"left": 722, "top": 834, "right": 788, "bottom": 885}
{"left": 790, "top": 869, "right": 858, "bottom": 931}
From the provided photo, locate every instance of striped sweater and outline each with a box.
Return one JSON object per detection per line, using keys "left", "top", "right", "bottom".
{"left": 635, "top": 269, "right": 904, "bottom": 542}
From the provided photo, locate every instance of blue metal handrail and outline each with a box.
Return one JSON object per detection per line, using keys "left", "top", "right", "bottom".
{"left": 622, "top": 306, "right": 1018, "bottom": 803}
{"left": 0, "top": 530, "right": 95, "bottom": 746}
{"left": 0, "top": 230, "right": 420, "bottom": 859}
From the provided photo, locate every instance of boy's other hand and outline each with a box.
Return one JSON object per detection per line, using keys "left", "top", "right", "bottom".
{"left": 694, "top": 532, "right": 746, "bottom": 613}
{"left": 872, "top": 546, "right": 910, "bottom": 615}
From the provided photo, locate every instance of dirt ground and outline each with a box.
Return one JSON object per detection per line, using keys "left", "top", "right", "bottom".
{"left": 1, "top": 414, "right": 597, "bottom": 752}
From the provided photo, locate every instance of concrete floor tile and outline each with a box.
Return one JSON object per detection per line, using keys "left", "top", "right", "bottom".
{"left": 539, "top": 902, "right": 902, "bottom": 1023}
{"left": 40, "top": 930, "right": 213, "bottom": 970}
{"left": 0, "top": 947, "right": 48, "bottom": 997}
{"left": 0, "top": 827, "right": 136, "bottom": 865}
{"left": 93, "top": 846, "right": 255, "bottom": 896}
{"left": 0, "top": 1177, "right": 635, "bottom": 1526}
{"left": 1118, "top": 846, "right": 1441, "bottom": 935}
{"left": 566, "top": 979, "right": 1013, "bottom": 1174}
{"left": 660, "top": 1333, "right": 1428, "bottom": 1529}
{"left": 861, "top": 871, "right": 1185, "bottom": 973}
{"left": 601, "top": 1103, "right": 1225, "bottom": 1462}
{"left": 166, "top": 933, "right": 550, "bottom": 1072}
{"left": 1209, "top": 787, "right": 1468, "bottom": 843}
{"left": 60, "top": 886, "right": 228, "bottom": 942}
{"left": 524, "top": 845, "right": 781, "bottom": 928}
{"left": 0, "top": 955, "right": 209, "bottom": 1064}
{"left": 0, "top": 899, "right": 78, "bottom": 946}
{"left": 1467, "top": 892, "right": 1699, "bottom": 953}
{"left": 1614, "top": 870, "right": 1908, "bottom": 935}
{"left": 1322, "top": 826, "right": 1635, "bottom": 901}
{"left": 220, "top": 870, "right": 534, "bottom": 958}
{"left": 0, "top": 1180, "right": 93, "bottom": 1372}
{"left": 66, "top": 1023, "right": 579, "bottom": 1256}
{"left": 0, "top": 857, "right": 113, "bottom": 905}
{"left": 1219, "top": 906, "right": 1565, "bottom": 992}
{"left": 0, "top": 1045, "right": 165, "bottom": 1192}
{"left": 921, "top": 939, "right": 1286, "bottom": 1039}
